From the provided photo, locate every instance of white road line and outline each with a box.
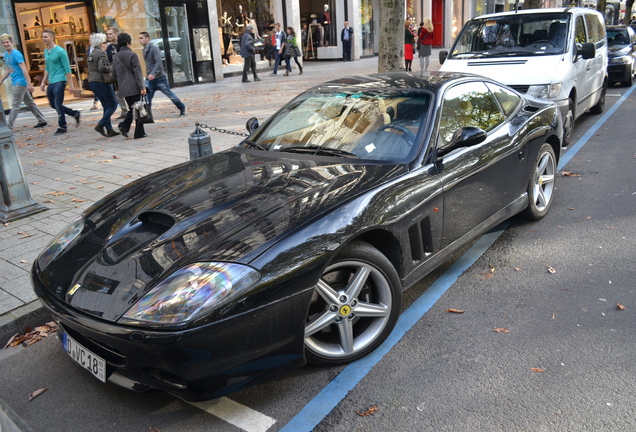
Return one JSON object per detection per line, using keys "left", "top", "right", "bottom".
{"left": 189, "top": 397, "right": 276, "bottom": 432}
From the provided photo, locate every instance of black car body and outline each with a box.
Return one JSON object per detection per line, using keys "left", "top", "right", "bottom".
{"left": 606, "top": 25, "right": 636, "bottom": 86}
{"left": 33, "top": 72, "right": 562, "bottom": 401}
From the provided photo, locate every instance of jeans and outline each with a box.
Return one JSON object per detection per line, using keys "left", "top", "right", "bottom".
{"left": 119, "top": 94, "right": 145, "bottom": 139}
{"left": 46, "top": 81, "right": 79, "bottom": 130}
{"left": 90, "top": 81, "right": 118, "bottom": 130}
{"left": 273, "top": 50, "right": 282, "bottom": 74}
{"left": 8, "top": 84, "right": 46, "bottom": 129}
{"left": 146, "top": 75, "right": 185, "bottom": 110}
{"left": 342, "top": 39, "right": 352, "bottom": 61}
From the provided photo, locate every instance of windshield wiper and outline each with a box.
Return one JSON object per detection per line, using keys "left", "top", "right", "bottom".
{"left": 244, "top": 139, "right": 267, "bottom": 151}
{"left": 279, "top": 145, "right": 360, "bottom": 158}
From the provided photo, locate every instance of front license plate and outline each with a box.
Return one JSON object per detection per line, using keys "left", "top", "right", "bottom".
{"left": 61, "top": 333, "right": 106, "bottom": 382}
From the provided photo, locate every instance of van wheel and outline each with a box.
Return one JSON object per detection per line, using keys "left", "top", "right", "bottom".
{"left": 590, "top": 81, "right": 606, "bottom": 114}
{"left": 562, "top": 99, "right": 574, "bottom": 147}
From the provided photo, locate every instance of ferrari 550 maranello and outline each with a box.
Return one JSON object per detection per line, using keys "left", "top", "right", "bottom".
{"left": 33, "top": 72, "right": 562, "bottom": 401}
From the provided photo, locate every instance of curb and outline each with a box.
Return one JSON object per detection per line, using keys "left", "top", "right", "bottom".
{"left": 0, "top": 301, "right": 51, "bottom": 348}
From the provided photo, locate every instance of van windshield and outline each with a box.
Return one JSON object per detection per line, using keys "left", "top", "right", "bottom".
{"left": 450, "top": 13, "right": 569, "bottom": 59}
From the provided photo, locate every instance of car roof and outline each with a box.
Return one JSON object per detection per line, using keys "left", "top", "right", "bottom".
{"left": 306, "top": 72, "right": 490, "bottom": 95}
{"left": 472, "top": 7, "right": 601, "bottom": 20}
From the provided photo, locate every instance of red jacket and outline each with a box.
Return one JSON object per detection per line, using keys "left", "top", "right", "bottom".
{"left": 418, "top": 27, "right": 434, "bottom": 45}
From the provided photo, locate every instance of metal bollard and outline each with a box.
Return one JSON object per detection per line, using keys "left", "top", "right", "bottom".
{"left": 188, "top": 123, "right": 212, "bottom": 160}
{"left": 0, "top": 99, "right": 47, "bottom": 223}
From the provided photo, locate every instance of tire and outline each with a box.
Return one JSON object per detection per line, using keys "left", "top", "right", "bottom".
{"left": 622, "top": 69, "right": 634, "bottom": 87}
{"left": 562, "top": 99, "right": 575, "bottom": 147}
{"left": 589, "top": 81, "right": 606, "bottom": 114}
{"left": 304, "top": 242, "right": 401, "bottom": 366}
{"left": 521, "top": 143, "right": 556, "bottom": 220}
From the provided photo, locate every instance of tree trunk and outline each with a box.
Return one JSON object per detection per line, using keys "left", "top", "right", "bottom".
{"left": 596, "top": 0, "right": 607, "bottom": 20}
{"left": 626, "top": 0, "right": 635, "bottom": 23}
{"left": 378, "top": 0, "right": 405, "bottom": 72}
{"left": 523, "top": 0, "right": 543, "bottom": 10}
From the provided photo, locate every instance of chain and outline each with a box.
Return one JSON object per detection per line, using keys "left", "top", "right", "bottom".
{"left": 196, "top": 122, "right": 249, "bottom": 137}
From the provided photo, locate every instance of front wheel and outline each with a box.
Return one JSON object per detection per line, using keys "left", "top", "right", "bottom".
{"left": 304, "top": 242, "right": 401, "bottom": 366}
{"left": 521, "top": 143, "right": 556, "bottom": 220}
{"left": 562, "top": 99, "right": 575, "bottom": 147}
{"left": 589, "top": 81, "right": 606, "bottom": 114}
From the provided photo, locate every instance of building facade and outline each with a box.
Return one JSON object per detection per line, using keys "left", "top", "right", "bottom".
{"left": 1, "top": 0, "right": 526, "bottom": 104}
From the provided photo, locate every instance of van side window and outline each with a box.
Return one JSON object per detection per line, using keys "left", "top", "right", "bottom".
{"left": 585, "top": 15, "right": 605, "bottom": 46}
{"left": 574, "top": 16, "right": 587, "bottom": 45}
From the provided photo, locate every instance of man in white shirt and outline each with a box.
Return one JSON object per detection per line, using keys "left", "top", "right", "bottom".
{"left": 269, "top": 23, "right": 286, "bottom": 76}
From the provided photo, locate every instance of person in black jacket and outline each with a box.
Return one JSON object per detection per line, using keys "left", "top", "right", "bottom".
{"left": 106, "top": 27, "right": 128, "bottom": 119}
{"left": 341, "top": 21, "right": 353, "bottom": 61}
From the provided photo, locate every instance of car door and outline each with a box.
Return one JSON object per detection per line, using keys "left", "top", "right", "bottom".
{"left": 435, "top": 81, "right": 526, "bottom": 249}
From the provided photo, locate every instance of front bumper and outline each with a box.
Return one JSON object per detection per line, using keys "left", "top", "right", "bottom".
{"left": 608, "top": 64, "right": 633, "bottom": 83}
{"left": 33, "top": 272, "right": 311, "bottom": 401}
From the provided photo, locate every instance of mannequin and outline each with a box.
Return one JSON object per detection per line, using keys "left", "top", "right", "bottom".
{"left": 219, "top": 11, "right": 233, "bottom": 64}
{"left": 236, "top": 5, "right": 247, "bottom": 32}
{"left": 34, "top": 16, "right": 41, "bottom": 27}
{"left": 321, "top": 4, "right": 331, "bottom": 46}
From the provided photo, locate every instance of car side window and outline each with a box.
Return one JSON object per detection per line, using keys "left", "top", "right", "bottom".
{"left": 584, "top": 15, "right": 605, "bottom": 46}
{"left": 438, "top": 82, "right": 505, "bottom": 147}
{"left": 574, "top": 16, "right": 587, "bottom": 45}
{"left": 486, "top": 83, "right": 521, "bottom": 117}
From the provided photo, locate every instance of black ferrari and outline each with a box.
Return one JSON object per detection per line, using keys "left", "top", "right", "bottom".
{"left": 33, "top": 72, "right": 562, "bottom": 401}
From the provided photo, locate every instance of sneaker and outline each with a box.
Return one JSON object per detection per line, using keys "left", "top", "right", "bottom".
{"left": 94, "top": 124, "right": 107, "bottom": 137}
{"left": 54, "top": 128, "right": 67, "bottom": 135}
{"left": 269, "top": 72, "right": 277, "bottom": 76}
{"left": 73, "top": 112, "right": 81, "bottom": 127}
{"left": 34, "top": 121, "right": 48, "bottom": 128}
{"left": 90, "top": 102, "right": 99, "bottom": 110}
{"left": 179, "top": 106, "right": 187, "bottom": 116}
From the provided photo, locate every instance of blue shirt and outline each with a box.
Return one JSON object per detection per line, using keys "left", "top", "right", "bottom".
{"left": 3, "top": 50, "right": 28, "bottom": 87}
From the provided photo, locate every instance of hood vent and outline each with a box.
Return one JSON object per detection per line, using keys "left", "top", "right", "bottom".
{"left": 138, "top": 211, "right": 176, "bottom": 230}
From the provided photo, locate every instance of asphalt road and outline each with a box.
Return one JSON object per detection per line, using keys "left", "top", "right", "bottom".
{"left": 1, "top": 85, "right": 634, "bottom": 432}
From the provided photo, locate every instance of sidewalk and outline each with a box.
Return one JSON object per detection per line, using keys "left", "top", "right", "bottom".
{"left": 0, "top": 53, "right": 444, "bottom": 345}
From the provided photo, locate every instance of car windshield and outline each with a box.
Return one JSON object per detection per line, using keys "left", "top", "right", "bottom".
{"left": 451, "top": 13, "right": 569, "bottom": 58}
{"left": 248, "top": 91, "right": 431, "bottom": 162}
{"left": 607, "top": 29, "right": 629, "bottom": 45}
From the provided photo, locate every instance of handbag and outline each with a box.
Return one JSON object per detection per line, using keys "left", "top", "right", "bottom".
{"left": 102, "top": 68, "right": 116, "bottom": 84}
{"left": 133, "top": 95, "right": 154, "bottom": 124}
{"left": 68, "top": 16, "right": 77, "bottom": 35}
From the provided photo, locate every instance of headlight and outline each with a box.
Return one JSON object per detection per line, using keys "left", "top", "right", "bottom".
{"left": 37, "top": 218, "right": 84, "bottom": 270}
{"left": 527, "top": 83, "right": 562, "bottom": 99}
{"left": 609, "top": 56, "right": 632, "bottom": 65}
{"left": 119, "top": 262, "right": 261, "bottom": 326}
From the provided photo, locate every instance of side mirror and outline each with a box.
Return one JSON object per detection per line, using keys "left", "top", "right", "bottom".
{"left": 439, "top": 50, "right": 448, "bottom": 65}
{"left": 246, "top": 117, "right": 259, "bottom": 133}
{"left": 437, "top": 126, "right": 487, "bottom": 157}
{"left": 577, "top": 42, "right": 595, "bottom": 60}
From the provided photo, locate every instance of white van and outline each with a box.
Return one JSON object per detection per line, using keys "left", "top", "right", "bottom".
{"left": 439, "top": 8, "right": 608, "bottom": 146}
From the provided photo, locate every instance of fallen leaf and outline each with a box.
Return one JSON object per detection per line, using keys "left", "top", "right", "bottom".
{"left": 446, "top": 309, "right": 465, "bottom": 314}
{"left": 20, "top": 259, "right": 29, "bottom": 264}
{"left": 45, "top": 191, "right": 66, "bottom": 196}
{"left": 489, "top": 264, "right": 495, "bottom": 273}
{"left": 617, "top": 303, "right": 626, "bottom": 310}
{"left": 356, "top": 405, "right": 378, "bottom": 416}
{"left": 28, "top": 388, "right": 48, "bottom": 401}
{"left": 43, "top": 200, "right": 55, "bottom": 204}
{"left": 18, "top": 233, "right": 35, "bottom": 239}
{"left": 515, "top": 267, "right": 523, "bottom": 271}
{"left": 567, "top": 207, "right": 574, "bottom": 210}
{"left": 71, "top": 198, "right": 86, "bottom": 203}
{"left": 493, "top": 328, "right": 509, "bottom": 333}
{"left": 530, "top": 368, "right": 545, "bottom": 373}
{"left": 112, "top": 155, "right": 119, "bottom": 159}
{"left": 483, "top": 273, "right": 494, "bottom": 279}
{"left": 562, "top": 171, "right": 581, "bottom": 177}
{"left": 547, "top": 265, "right": 556, "bottom": 274}
{"left": 149, "top": 427, "right": 161, "bottom": 432}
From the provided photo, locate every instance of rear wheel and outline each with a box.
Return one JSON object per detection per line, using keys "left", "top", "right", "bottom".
{"left": 304, "top": 242, "right": 401, "bottom": 366}
{"left": 521, "top": 143, "right": 556, "bottom": 220}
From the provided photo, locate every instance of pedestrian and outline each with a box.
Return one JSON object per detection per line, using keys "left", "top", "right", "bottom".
{"left": 404, "top": 20, "right": 417, "bottom": 71}
{"left": 418, "top": 18, "right": 434, "bottom": 72}
{"left": 284, "top": 27, "right": 303, "bottom": 75}
{"left": 39, "top": 29, "right": 81, "bottom": 136}
{"left": 269, "top": 23, "right": 286, "bottom": 76}
{"left": 341, "top": 21, "right": 353, "bottom": 61}
{"left": 87, "top": 32, "right": 120, "bottom": 137}
{"left": 106, "top": 27, "right": 129, "bottom": 119}
{"left": 0, "top": 33, "right": 47, "bottom": 129}
{"left": 240, "top": 25, "right": 261, "bottom": 82}
{"left": 111, "top": 32, "right": 147, "bottom": 139}
{"left": 138, "top": 32, "right": 187, "bottom": 115}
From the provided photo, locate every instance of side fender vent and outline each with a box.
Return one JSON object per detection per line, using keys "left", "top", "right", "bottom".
{"left": 138, "top": 211, "right": 176, "bottom": 230}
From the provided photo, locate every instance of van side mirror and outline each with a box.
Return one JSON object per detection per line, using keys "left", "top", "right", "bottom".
{"left": 577, "top": 42, "right": 595, "bottom": 60}
{"left": 437, "top": 126, "right": 487, "bottom": 157}
{"left": 439, "top": 51, "right": 448, "bottom": 64}
{"left": 246, "top": 117, "right": 259, "bottom": 133}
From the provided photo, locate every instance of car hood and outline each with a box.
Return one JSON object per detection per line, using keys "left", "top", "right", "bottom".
{"left": 36, "top": 149, "right": 404, "bottom": 322}
{"left": 441, "top": 54, "right": 563, "bottom": 86}
{"left": 608, "top": 45, "right": 630, "bottom": 57}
